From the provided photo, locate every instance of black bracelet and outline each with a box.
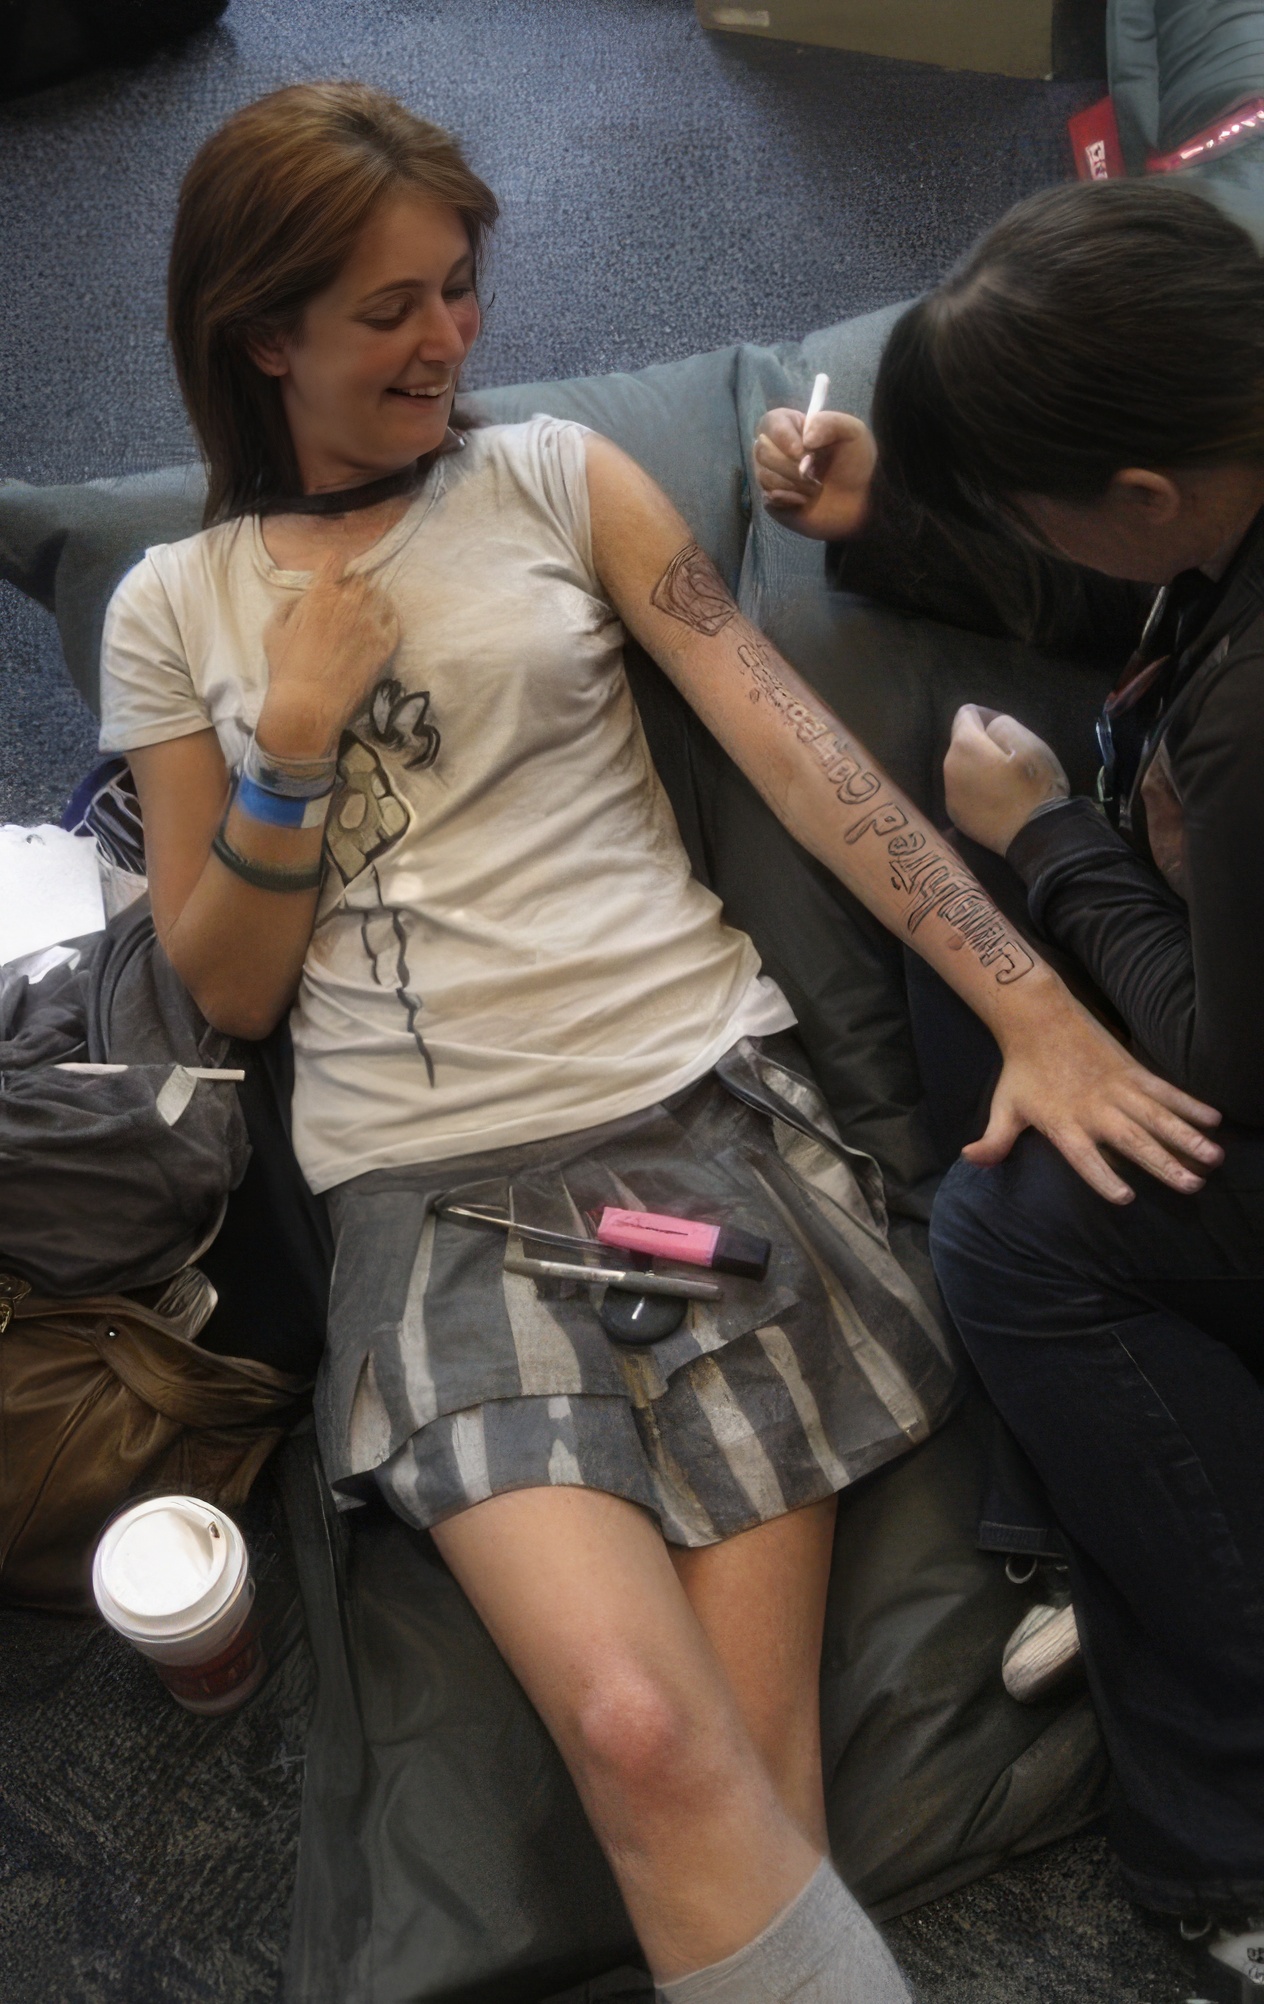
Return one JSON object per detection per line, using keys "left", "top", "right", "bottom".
{"left": 211, "top": 826, "right": 323, "bottom": 894}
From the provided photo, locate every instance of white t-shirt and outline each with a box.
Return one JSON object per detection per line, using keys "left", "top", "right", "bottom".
{"left": 100, "top": 417, "right": 794, "bottom": 1192}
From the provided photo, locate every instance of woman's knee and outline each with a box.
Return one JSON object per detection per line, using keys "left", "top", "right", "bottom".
{"left": 569, "top": 1660, "right": 742, "bottom": 1817}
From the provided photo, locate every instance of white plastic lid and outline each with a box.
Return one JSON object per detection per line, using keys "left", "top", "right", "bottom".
{"left": 92, "top": 1496, "right": 247, "bottom": 1641}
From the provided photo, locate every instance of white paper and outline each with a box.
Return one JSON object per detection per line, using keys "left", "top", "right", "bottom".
{"left": 98, "top": 853, "right": 148, "bottom": 921}
{"left": 0, "top": 825, "right": 106, "bottom": 966}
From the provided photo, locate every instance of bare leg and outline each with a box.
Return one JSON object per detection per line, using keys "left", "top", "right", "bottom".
{"left": 670, "top": 1496, "right": 837, "bottom": 1849}
{"left": 431, "top": 1485, "right": 821, "bottom": 1984}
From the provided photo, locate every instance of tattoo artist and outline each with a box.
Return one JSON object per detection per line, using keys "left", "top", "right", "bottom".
{"left": 756, "top": 180, "right": 1264, "bottom": 1995}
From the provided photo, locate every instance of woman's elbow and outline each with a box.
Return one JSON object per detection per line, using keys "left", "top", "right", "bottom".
{"left": 185, "top": 976, "right": 291, "bottom": 1043}
{"left": 205, "top": 999, "right": 288, "bottom": 1042}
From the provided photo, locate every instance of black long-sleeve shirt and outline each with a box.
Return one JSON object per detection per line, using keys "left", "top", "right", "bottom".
{"left": 829, "top": 494, "right": 1264, "bottom": 1126}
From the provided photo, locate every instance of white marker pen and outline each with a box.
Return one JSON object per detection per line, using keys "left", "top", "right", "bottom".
{"left": 53, "top": 1064, "right": 246, "bottom": 1080}
{"left": 798, "top": 371, "right": 830, "bottom": 478}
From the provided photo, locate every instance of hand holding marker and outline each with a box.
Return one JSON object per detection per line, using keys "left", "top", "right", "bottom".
{"left": 798, "top": 372, "right": 830, "bottom": 477}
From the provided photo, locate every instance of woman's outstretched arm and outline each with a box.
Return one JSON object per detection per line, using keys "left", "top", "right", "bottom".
{"left": 584, "top": 431, "right": 1222, "bottom": 1204}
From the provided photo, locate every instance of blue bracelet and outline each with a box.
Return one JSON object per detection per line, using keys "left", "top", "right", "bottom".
{"left": 235, "top": 771, "right": 331, "bottom": 830}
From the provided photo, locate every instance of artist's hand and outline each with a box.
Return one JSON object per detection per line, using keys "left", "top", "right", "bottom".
{"left": 754, "top": 406, "right": 877, "bottom": 540}
{"left": 945, "top": 705, "right": 1070, "bottom": 855}
{"left": 259, "top": 552, "right": 400, "bottom": 758}
{"left": 977, "top": 978, "right": 1222, "bottom": 1203}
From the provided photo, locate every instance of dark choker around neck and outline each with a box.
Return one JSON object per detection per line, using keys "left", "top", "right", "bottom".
{"left": 260, "top": 434, "right": 462, "bottom": 519}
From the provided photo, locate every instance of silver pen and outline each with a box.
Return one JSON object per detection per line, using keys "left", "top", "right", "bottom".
{"left": 502, "top": 1254, "right": 720, "bottom": 1301}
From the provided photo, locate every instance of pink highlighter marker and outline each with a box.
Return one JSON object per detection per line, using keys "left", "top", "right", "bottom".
{"left": 596, "top": 1207, "right": 770, "bottom": 1281}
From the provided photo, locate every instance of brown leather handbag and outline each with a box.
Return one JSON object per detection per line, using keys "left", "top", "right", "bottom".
{"left": 0, "top": 1269, "right": 309, "bottom": 1613}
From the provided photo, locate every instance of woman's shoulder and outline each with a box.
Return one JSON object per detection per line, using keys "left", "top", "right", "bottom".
{"left": 458, "top": 412, "right": 588, "bottom": 469}
{"left": 454, "top": 415, "right": 591, "bottom": 524}
{"left": 110, "top": 514, "right": 253, "bottom": 618}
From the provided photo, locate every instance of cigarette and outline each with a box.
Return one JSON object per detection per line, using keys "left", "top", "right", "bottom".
{"left": 54, "top": 1063, "right": 246, "bottom": 1080}
{"left": 503, "top": 1254, "right": 721, "bottom": 1301}
{"left": 798, "top": 372, "right": 830, "bottom": 477}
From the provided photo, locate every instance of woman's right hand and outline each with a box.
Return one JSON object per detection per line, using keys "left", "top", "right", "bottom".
{"left": 754, "top": 406, "right": 877, "bottom": 540}
{"left": 974, "top": 980, "right": 1223, "bottom": 1204}
{"left": 259, "top": 551, "right": 400, "bottom": 757}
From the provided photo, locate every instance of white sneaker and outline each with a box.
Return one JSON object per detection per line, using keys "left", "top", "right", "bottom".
{"left": 1209, "top": 1920, "right": 1264, "bottom": 1991}
{"left": 1001, "top": 1600, "right": 1081, "bottom": 1703}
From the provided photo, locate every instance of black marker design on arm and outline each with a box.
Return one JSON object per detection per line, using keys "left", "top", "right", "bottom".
{"left": 650, "top": 542, "right": 739, "bottom": 636}
{"left": 729, "top": 631, "right": 1036, "bottom": 986}
{"left": 646, "top": 548, "right": 1034, "bottom": 986}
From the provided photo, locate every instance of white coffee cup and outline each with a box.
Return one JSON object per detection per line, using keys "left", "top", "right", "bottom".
{"left": 92, "top": 1495, "right": 265, "bottom": 1715}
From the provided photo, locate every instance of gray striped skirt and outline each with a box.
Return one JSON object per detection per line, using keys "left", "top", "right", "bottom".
{"left": 320, "top": 1040, "right": 959, "bottom": 1547}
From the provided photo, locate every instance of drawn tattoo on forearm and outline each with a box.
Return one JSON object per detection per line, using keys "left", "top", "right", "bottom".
{"left": 650, "top": 542, "right": 738, "bottom": 636}
{"left": 647, "top": 546, "right": 1034, "bottom": 984}
{"left": 730, "top": 629, "right": 1035, "bottom": 985}
{"left": 844, "top": 806, "right": 1035, "bottom": 982}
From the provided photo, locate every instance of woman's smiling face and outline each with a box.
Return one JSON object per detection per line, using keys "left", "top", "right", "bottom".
{"left": 252, "top": 189, "right": 482, "bottom": 493}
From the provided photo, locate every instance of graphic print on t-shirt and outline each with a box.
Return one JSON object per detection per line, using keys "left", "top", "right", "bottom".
{"left": 326, "top": 677, "right": 443, "bottom": 886}
{"left": 325, "top": 739, "right": 409, "bottom": 886}
{"left": 365, "top": 677, "right": 441, "bottom": 771}
{"left": 322, "top": 675, "right": 443, "bottom": 1083}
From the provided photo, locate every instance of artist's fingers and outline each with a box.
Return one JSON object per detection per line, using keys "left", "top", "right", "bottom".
{"left": 984, "top": 713, "right": 1050, "bottom": 762}
{"left": 757, "top": 408, "right": 809, "bottom": 460}
{"left": 801, "top": 408, "right": 867, "bottom": 455}
{"left": 981, "top": 712, "right": 1024, "bottom": 750}
{"left": 754, "top": 429, "right": 818, "bottom": 489}
{"left": 949, "top": 704, "right": 998, "bottom": 750}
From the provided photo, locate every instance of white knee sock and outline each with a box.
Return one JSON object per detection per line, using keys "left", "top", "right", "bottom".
{"left": 657, "top": 1859, "right": 912, "bottom": 2004}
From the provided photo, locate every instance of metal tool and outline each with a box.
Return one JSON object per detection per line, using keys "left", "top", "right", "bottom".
{"left": 438, "top": 1201, "right": 609, "bottom": 1261}
{"left": 502, "top": 1254, "right": 720, "bottom": 1300}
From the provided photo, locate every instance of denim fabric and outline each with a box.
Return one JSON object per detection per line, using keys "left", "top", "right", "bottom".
{"left": 930, "top": 1130, "right": 1264, "bottom": 1914}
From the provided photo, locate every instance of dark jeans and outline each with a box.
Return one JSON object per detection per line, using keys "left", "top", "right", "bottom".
{"left": 931, "top": 1128, "right": 1264, "bottom": 1915}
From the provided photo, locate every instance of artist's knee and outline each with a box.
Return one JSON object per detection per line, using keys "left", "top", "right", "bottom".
{"left": 931, "top": 1130, "right": 1094, "bottom": 1293}
{"left": 571, "top": 1661, "right": 732, "bottom": 1814}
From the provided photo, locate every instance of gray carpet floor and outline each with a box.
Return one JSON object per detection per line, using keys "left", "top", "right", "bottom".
{"left": 0, "top": 5, "right": 1207, "bottom": 2002}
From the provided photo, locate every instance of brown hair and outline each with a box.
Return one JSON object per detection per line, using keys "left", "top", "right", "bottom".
{"left": 168, "top": 81, "right": 499, "bottom": 525}
{"left": 871, "top": 181, "right": 1264, "bottom": 531}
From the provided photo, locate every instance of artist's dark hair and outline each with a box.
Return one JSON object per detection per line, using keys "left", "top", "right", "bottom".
{"left": 872, "top": 181, "right": 1264, "bottom": 529}
{"left": 168, "top": 81, "right": 499, "bottom": 525}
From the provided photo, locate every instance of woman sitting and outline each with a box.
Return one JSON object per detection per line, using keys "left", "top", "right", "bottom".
{"left": 759, "top": 180, "right": 1264, "bottom": 1997}
{"left": 102, "top": 89, "right": 1218, "bottom": 2004}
